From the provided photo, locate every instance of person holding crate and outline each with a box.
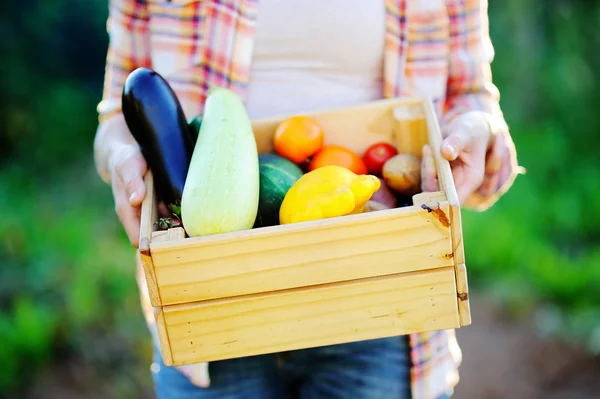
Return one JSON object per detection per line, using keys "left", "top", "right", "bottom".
{"left": 94, "top": 0, "right": 521, "bottom": 398}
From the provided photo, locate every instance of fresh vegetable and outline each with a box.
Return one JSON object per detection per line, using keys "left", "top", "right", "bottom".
{"left": 279, "top": 165, "right": 380, "bottom": 224}
{"left": 188, "top": 113, "right": 203, "bottom": 143}
{"left": 121, "top": 67, "right": 195, "bottom": 217}
{"left": 180, "top": 87, "right": 260, "bottom": 237}
{"left": 363, "top": 142, "right": 398, "bottom": 176}
{"left": 308, "top": 145, "right": 368, "bottom": 175}
{"left": 371, "top": 177, "right": 398, "bottom": 208}
{"left": 273, "top": 116, "right": 325, "bottom": 164}
{"left": 156, "top": 216, "right": 182, "bottom": 231}
{"left": 254, "top": 153, "right": 304, "bottom": 228}
{"left": 382, "top": 153, "right": 422, "bottom": 195}
{"left": 363, "top": 200, "right": 393, "bottom": 213}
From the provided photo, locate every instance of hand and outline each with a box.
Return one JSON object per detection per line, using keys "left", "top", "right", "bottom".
{"left": 421, "top": 111, "right": 493, "bottom": 205}
{"left": 109, "top": 144, "right": 148, "bottom": 247}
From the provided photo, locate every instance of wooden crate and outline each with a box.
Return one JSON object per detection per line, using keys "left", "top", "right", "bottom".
{"left": 138, "top": 96, "right": 471, "bottom": 367}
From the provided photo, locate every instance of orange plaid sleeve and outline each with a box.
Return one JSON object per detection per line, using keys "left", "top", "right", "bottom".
{"left": 443, "top": 0, "right": 522, "bottom": 211}
{"left": 97, "top": 0, "right": 152, "bottom": 125}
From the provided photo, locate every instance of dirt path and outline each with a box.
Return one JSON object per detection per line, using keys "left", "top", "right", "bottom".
{"left": 453, "top": 292, "right": 600, "bottom": 399}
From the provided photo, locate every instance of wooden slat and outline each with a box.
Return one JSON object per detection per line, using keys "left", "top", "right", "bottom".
{"left": 152, "top": 230, "right": 169, "bottom": 241}
{"left": 162, "top": 267, "right": 460, "bottom": 365}
{"left": 456, "top": 263, "right": 472, "bottom": 326}
{"left": 251, "top": 97, "right": 422, "bottom": 156}
{"left": 138, "top": 171, "right": 161, "bottom": 306}
{"left": 154, "top": 307, "right": 174, "bottom": 366}
{"left": 139, "top": 253, "right": 161, "bottom": 307}
{"left": 422, "top": 99, "right": 460, "bottom": 208}
{"left": 421, "top": 100, "right": 465, "bottom": 265}
{"left": 168, "top": 227, "right": 186, "bottom": 241}
{"left": 139, "top": 171, "right": 157, "bottom": 253}
{"left": 142, "top": 221, "right": 185, "bottom": 308}
{"left": 137, "top": 253, "right": 161, "bottom": 308}
{"left": 412, "top": 191, "right": 447, "bottom": 206}
{"left": 149, "top": 204, "right": 454, "bottom": 305}
{"left": 392, "top": 103, "right": 429, "bottom": 157}
{"left": 450, "top": 205, "right": 465, "bottom": 265}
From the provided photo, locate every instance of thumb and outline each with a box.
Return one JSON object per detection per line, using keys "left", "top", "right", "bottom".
{"left": 441, "top": 113, "right": 490, "bottom": 161}
{"left": 441, "top": 127, "right": 473, "bottom": 162}
{"left": 115, "top": 150, "right": 148, "bottom": 207}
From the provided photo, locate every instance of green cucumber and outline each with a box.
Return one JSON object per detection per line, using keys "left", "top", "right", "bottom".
{"left": 187, "top": 113, "right": 203, "bottom": 143}
{"left": 181, "top": 87, "right": 260, "bottom": 236}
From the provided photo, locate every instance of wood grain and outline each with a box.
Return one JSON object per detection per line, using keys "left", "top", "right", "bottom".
{"left": 139, "top": 171, "right": 157, "bottom": 254}
{"left": 456, "top": 263, "right": 472, "bottom": 326}
{"left": 412, "top": 191, "right": 447, "bottom": 206}
{"left": 421, "top": 100, "right": 465, "bottom": 267}
{"left": 168, "top": 227, "right": 186, "bottom": 241}
{"left": 392, "top": 103, "right": 429, "bottom": 157}
{"left": 450, "top": 204, "right": 465, "bottom": 265}
{"left": 154, "top": 307, "right": 174, "bottom": 366}
{"left": 138, "top": 171, "right": 161, "bottom": 306}
{"left": 161, "top": 267, "right": 460, "bottom": 365}
{"left": 150, "top": 203, "right": 454, "bottom": 305}
{"left": 422, "top": 99, "right": 460, "bottom": 208}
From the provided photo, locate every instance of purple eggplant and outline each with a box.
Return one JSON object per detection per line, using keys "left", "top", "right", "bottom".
{"left": 122, "top": 67, "right": 195, "bottom": 217}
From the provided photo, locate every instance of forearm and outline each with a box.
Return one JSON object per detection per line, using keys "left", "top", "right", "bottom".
{"left": 93, "top": 113, "right": 140, "bottom": 184}
{"left": 95, "top": 0, "right": 151, "bottom": 184}
{"left": 443, "top": 0, "right": 521, "bottom": 211}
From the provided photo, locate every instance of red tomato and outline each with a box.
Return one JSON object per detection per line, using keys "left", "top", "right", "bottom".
{"left": 362, "top": 143, "right": 398, "bottom": 176}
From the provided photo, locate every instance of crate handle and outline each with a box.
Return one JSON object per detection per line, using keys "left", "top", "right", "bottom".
{"left": 139, "top": 170, "right": 157, "bottom": 254}
{"left": 421, "top": 99, "right": 460, "bottom": 208}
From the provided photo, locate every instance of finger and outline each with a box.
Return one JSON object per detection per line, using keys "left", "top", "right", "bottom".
{"left": 453, "top": 162, "right": 485, "bottom": 206}
{"left": 421, "top": 145, "right": 439, "bottom": 192}
{"left": 478, "top": 133, "right": 505, "bottom": 197}
{"left": 441, "top": 127, "right": 474, "bottom": 162}
{"left": 485, "top": 133, "right": 504, "bottom": 175}
{"left": 114, "top": 191, "right": 142, "bottom": 248}
{"left": 115, "top": 152, "right": 148, "bottom": 207}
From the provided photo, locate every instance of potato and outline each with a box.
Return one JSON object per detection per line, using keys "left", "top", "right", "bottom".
{"left": 363, "top": 200, "right": 393, "bottom": 213}
{"left": 382, "top": 153, "right": 421, "bottom": 195}
{"left": 371, "top": 177, "right": 398, "bottom": 208}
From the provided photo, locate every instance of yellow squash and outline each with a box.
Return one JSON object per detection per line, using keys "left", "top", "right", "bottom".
{"left": 279, "top": 165, "right": 381, "bottom": 224}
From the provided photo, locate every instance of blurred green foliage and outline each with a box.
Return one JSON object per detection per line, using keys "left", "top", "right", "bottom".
{"left": 463, "top": 0, "right": 600, "bottom": 354}
{"left": 0, "top": 1, "right": 153, "bottom": 396}
{"left": 0, "top": 0, "right": 599, "bottom": 396}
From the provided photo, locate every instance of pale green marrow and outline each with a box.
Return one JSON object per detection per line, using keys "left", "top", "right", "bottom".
{"left": 181, "top": 87, "right": 260, "bottom": 236}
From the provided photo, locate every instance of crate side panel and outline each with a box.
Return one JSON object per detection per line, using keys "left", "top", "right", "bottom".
{"left": 450, "top": 204, "right": 465, "bottom": 265}
{"left": 138, "top": 171, "right": 161, "bottom": 305}
{"left": 151, "top": 206, "right": 454, "bottom": 304}
{"left": 392, "top": 102, "right": 429, "bottom": 158}
{"left": 154, "top": 307, "right": 174, "bottom": 366}
{"left": 163, "top": 267, "right": 459, "bottom": 365}
{"left": 456, "top": 263, "right": 471, "bottom": 326}
{"left": 421, "top": 98, "right": 460, "bottom": 207}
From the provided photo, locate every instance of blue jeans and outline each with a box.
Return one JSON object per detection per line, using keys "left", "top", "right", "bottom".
{"left": 151, "top": 336, "right": 416, "bottom": 398}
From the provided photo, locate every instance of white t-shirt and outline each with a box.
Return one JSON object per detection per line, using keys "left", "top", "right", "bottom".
{"left": 245, "top": 0, "right": 386, "bottom": 119}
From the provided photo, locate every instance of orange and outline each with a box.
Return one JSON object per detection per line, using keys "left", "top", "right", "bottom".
{"left": 273, "top": 116, "right": 325, "bottom": 164}
{"left": 308, "top": 145, "right": 368, "bottom": 175}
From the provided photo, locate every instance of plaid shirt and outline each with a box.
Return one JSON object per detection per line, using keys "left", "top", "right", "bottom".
{"left": 98, "top": 1, "right": 520, "bottom": 398}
